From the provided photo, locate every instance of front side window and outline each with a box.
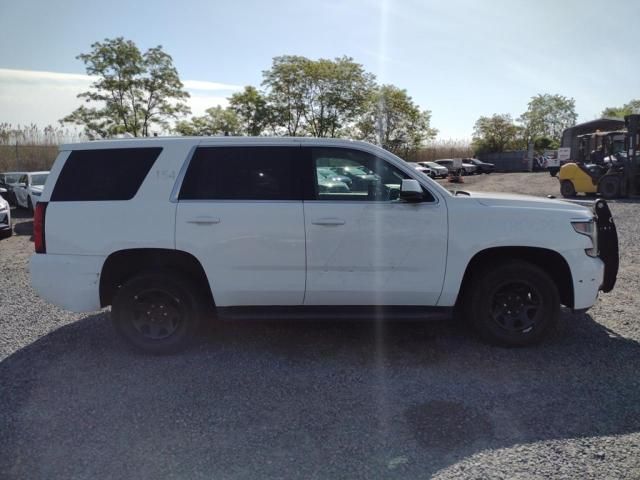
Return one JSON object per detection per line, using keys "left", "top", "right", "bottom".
{"left": 311, "top": 147, "right": 432, "bottom": 202}
{"left": 179, "top": 146, "right": 301, "bottom": 201}
{"left": 31, "top": 174, "right": 48, "bottom": 186}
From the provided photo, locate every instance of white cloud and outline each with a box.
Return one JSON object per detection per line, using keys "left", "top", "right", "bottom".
{"left": 0, "top": 68, "right": 237, "bottom": 128}
{"left": 182, "top": 80, "right": 242, "bottom": 91}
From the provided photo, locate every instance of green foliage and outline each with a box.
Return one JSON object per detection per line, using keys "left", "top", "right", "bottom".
{"left": 355, "top": 85, "right": 437, "bottom": 157}
{"left": 261, "top": 55, "right": 375, "bottom": 137}
{"left": 228, "top": 86, "right": 271, "bottom": 136}
{"left": 602, "top": 99, "right": 640, "bottom": 118}
{"left": 174, "top": 106, "right": 240, "bottom": 136}
{"left": 518, "top": 94, "right": 577, "bottom": 143}
{"left": 472, "top": 114, "right": 522, "bottom": 154}
{"left": 62, "top": 37, "right": 190, "bottom": 138}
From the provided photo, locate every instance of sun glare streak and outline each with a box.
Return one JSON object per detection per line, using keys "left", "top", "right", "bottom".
{"left": 374, "top": 0, "right": 391, "bottom": 451}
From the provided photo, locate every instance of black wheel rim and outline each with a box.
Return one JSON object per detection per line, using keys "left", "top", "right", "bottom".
{"left": 490, "top": 281, "right": 541, "bottom": 334}
{"left": 130, "top": 289, "right": 183, "bottom": 340}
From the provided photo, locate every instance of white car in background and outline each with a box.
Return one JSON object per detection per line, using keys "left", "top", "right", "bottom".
{"left": 14, "top": 172, "right": 49, "bottom": 212}
{"left": 0, "top": 189, "right": 12, "bottom": 238}
{"left": 417, "top": 161, "right": 449, "bottom": 178}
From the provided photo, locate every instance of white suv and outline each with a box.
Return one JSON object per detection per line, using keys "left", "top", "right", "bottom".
{"left": 30, "top": 138, "right": 618, "bottom": 353}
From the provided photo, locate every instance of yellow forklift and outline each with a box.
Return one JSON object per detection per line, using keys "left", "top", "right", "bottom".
{"left": 559, "top": 114, "right": 639, "bottom": 198}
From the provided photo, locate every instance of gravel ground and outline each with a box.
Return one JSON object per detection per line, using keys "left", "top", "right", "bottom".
{"left": 1, "top": 172, "right": 639, "bottom": 479}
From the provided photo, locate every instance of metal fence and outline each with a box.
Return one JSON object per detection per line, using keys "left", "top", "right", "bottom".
{"left": 476, "top": 150, "right": 531, "bottom": 172}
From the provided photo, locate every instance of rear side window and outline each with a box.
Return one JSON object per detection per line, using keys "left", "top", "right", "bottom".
{"left": 51, "top": 148, "right": 162, "bottom": 201}
{"left": 179, "top": 146, "right": 301, "bottom": 200}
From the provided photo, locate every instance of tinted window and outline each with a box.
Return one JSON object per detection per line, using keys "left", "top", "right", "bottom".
{"left": 51, "top": 148, "right": 161, "bottom": 201}
{"left": 179, "top": 147, "right": 301, "bottom": 200}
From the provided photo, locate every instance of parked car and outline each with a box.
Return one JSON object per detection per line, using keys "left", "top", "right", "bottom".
{"left": 317, "top": 167, "right": 352, "bottom": 187}
{"left": 14, "top": 171, "right": 49, "bottom": 211}
{"left": 30, "top": 138, "right": 617, "bottom": 354}
{"left": 0, "top": 188, "right": 12, "bottom": 238}
{"left": 0, "top": 171, "right": 27, "bottom": 205}
{"left": 435, "top": 158, "right": 463, "bottom": 175}
{"left": 412, "top": 163, "right": 435, "bottom": 178}
{"left": 417, "top": 162, "right": 448, "bottom": 178}
{"left": 461, "top": 161, "right": 478, "bottom": 175}
{"left": 465, "top": 158, "right": 495, "bottom": 174}
{"left": 316, "top": 169, "right": 350, "bottom": 193}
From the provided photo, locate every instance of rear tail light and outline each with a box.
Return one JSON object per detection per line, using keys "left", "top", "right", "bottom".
{"left": 34, "top": 202, "right": 48, "bottom": 254}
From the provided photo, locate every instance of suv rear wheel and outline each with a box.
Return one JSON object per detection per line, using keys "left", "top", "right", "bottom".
{"left": 466, "top": 261, "right": 560, "bottom": 346}
{"left": 112, "top": 272, "right": 204, "bottom": 354}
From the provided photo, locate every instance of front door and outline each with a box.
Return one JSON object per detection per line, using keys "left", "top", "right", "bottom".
{"left": 303, "top": 147, "right": 448, "bottom": 306}
{"left": 175, "top": 145, "right": 306, "bottom": 307}
{"left": 15, "top": 174, "right": 28, "bottom": 208}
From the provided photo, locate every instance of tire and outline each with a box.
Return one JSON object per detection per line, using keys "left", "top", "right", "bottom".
{"left": 549, "top": 168, "right": 559, "bottom": 177}
{"left": 465, "top": 261, "right": 560, "bottom": 347}
{"left": 111, "top": 272, "right": 205, "bottom": 354}
{"left": 598, "top": 176, "right": 620, "bottom": 199}
{"left": 0, "top": 228, "right": 11, "bottom": 239}
{"left": 27, "top": 197, "right": 33, "bottom": 214}
{"left": 560, "top": 180, "right": 576, "bottom": 198}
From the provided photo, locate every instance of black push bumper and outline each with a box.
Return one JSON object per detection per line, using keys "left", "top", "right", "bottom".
{"left": 594, "top": 199, "right": 618, "bottom": 292}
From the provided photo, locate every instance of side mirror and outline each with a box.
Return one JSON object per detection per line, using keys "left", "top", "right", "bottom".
{"left": 400, "top": 179, "right": 423, "bottom": 202}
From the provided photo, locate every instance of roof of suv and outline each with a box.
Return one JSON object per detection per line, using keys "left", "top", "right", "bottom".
{"left": 61, "top": 136, "right": 378, "bottom": 151}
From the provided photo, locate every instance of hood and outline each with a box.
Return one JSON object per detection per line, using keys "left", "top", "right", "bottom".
{"left": 461, "top": 191, "right": 593, "bottom": 215}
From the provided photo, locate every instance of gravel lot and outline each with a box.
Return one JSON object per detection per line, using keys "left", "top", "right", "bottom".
{"left": 1, "top": 172, "right": 639, "bottom": 479}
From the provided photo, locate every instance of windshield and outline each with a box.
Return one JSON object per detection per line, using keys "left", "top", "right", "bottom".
{"left": 4, "top": 174, "right": 22, "bottom": 183}
{"left": 30, "top": 174, "right": 48, "bottom": 186}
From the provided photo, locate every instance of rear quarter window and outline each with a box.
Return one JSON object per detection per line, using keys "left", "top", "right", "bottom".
{"left": 50, "top": 148, "right": 162, "bottom": 201}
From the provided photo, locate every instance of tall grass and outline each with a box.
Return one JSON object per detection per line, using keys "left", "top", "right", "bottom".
{"left": 0, "top": 124, "right": 84, "bottom": 172}
{"left": 413, "top": 138, "right": 474, "bottom": 162}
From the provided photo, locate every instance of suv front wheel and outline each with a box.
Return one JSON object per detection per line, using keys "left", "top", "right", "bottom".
{"left": 112, "top": 272, "right": 204, "bottom": 354}
{"left": 466, "top": 261, "right": 560, "bottom": 346}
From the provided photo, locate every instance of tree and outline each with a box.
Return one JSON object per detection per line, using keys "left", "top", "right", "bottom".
{"left": 518, "top": 94, "right": 577, "bottom": 144}
{"left": 355, "top": 85, "right": 438, "bottom": 157}
{"left": 228, "top": 86, "right": 270, "bottom": 136}
{"left": 472, "top": 114, "right": 522, "bottom": 154}
{"left": 62, "top": 37, "right": 190, "bottom": 138}
{"left": 261, "top": 55, "right": 375, "bottom": 137}
{"left": 261, "top": 55, "right": 308, "bottom": 136}
{"left": 602, "top": 99, "right": 640, "bottom": 118}
{"left": 174, "top": 106, "right": 240, "bottom": 136}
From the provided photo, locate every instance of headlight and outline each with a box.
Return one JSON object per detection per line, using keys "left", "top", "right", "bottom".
{"left": 572, "top": 219, "right": 598, "bottom": 257}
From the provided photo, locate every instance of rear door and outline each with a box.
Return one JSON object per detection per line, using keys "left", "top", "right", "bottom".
{"left": 175, "top": 145, "right": 306, "bottom": 307}
{"left": 303, "top": 147, "right": 448, "bottom": 305}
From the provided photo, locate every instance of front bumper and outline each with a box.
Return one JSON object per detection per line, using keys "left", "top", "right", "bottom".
{"left": 594, "top": 199, "right": 618, "bottom": 292}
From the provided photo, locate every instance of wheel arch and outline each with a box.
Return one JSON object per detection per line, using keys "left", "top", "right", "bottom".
{"left": 99, "top": 248, "right": 214, "bottom": 309}
{"left": 457, "top": 246, "right": 574, "bottom": 309}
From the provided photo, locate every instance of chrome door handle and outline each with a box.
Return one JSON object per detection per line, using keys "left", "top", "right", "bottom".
{"left": 311, "top": 218, "right": 346, "bottom": 226}
{"left": 187, "top": 216, "right": 221, "bottom": 225}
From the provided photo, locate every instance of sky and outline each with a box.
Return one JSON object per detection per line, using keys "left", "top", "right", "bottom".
{"left": 0, "top": 0, "right": 638, "bottom": 140}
